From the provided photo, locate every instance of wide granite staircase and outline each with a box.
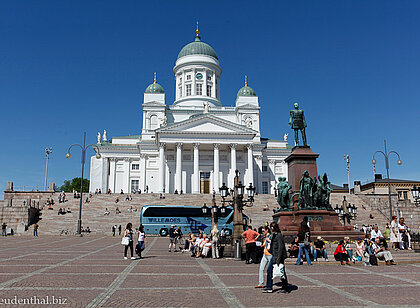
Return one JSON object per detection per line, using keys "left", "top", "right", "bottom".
{"left": 13, "top": 192, "right": 419, "bottom": 236}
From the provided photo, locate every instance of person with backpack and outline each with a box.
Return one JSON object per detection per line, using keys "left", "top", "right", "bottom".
{"left": 168, "top": 225, "right": 177, "bottom": 252}
{"left": 136, "top": 225, "right": 145, "bottom": 259}
{"left": 295, "top": 217, "right": 312, "bottom": 266}
{"left": 263, "top": 222, "right": 288, "bottom": 293}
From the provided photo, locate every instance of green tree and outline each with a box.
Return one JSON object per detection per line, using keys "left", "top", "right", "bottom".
{"left": 58, "top": 177, "right": 90, "bottom": 193}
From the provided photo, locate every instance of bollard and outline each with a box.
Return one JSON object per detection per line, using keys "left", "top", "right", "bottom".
{"left": 234, "top": 239, "right": 242, "bottom": 261}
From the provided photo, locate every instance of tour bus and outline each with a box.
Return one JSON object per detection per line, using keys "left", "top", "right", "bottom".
{"left": 139, "top": 205, "right": 249, "bottom": 236}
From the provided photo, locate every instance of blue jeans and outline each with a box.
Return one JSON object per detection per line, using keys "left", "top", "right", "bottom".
{"left": 314, "top": 249, "right": 327, "bottom": 260}
{"left": 347, "top": 249, "right": 353, "bottom": 260}
{"left": 266, "top": 257, "right": 274, "bottom": 290}
{"left": 259, "top": 254, "right": 272, "bottom": 286}
{"left": 296, "top": 243, "right": 311, "bottom": 265}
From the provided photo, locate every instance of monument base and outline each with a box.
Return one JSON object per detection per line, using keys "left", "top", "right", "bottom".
{"left": 273, "top": 210, "right": 363, "bottom": 241}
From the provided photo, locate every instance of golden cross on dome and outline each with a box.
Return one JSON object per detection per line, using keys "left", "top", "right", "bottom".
{"left": 196, "top": 21, "right": 200, "bottom": 37}
{"left": 245, "top": 75, "right": 248, "bottom": 87}
{"left": 153, "top": 72, "right": 157, "bottom": 83}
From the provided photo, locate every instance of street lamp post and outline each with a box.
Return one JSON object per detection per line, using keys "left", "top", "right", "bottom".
{"left": 66, "top": 132, "right": 101, "bottom": 235}
{"left": 334, "top": 201, "right": 357, "bottom": 226}
{"left": 372, "top": 140, "right": 402, "bottom": 221}
{"left": 44, "top": 147, "right": 53, "bottom": 191}
{"left": 344, "top": 154, "right": 350, "bottom": 194}
{"left": 219, "top": 170, "right": 255, "bottom": 242}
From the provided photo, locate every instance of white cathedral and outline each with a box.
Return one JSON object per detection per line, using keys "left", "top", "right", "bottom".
{"left": 89, "top": 26, "right": 291, "bottom": 195}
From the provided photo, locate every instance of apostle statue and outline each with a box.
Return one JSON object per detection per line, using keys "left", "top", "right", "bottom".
{"left": 283, "top": 133, "right": 288, "bottom": 142}
{"left": 161, "top": 115, "right": 167, "bottom": 127}
{"left": 288, "top": 102, "right": 308, "bottom": 147}
{"left": 203, "top": 102, "right": 210, "bottom": 113}
{"left": 103, "top": 130, "right": 107, "bottom": 142}
{"left": 299, "top": 171, "right": 314, "bottom": 208}
{"left": 276, "top": 177, "right": 291, "bottom": 210}
{"left": 97, "top": 132, "right": 101, "bottom": 144}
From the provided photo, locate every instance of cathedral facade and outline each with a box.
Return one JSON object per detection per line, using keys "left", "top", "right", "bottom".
{"left": 89, "top": 27, "right": 290, "bottom": 194}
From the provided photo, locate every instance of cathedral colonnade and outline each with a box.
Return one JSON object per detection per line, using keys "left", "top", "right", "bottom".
{"left": 157, "top": 142, "right": 253, "bottom": 194}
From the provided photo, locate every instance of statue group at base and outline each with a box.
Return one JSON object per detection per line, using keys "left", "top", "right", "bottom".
{"left": 275, "top": 171, "right": 333, "bottom": 212}
{"left": 299, "top": 171, "right": 333, "bottom": 210}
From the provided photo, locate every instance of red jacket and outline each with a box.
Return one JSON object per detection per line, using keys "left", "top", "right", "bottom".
{"left": 334, "top": 244, "right": 346, "bottom": 255}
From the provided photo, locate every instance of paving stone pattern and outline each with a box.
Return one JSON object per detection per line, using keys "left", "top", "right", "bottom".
{"left": 0, "top": 236, "right": 419, "bottom": 307}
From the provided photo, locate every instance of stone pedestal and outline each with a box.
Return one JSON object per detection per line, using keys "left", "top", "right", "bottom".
{"left": 273, "top": 209, "right": 363, "bottom": 241}
{"left": 285, "top": 146, "right": 319, "bottom": 194}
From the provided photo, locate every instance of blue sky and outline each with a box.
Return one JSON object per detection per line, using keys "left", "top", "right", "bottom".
{"left": 1, "top": 1, "right": 419, "bottom": 195}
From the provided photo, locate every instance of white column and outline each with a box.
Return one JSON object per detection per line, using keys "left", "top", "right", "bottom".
{"left": 109, "top": 158, "right": 116, "bottom": 193}
{"left": 193, "top": 143, "right": 200, "bottom": 194}
{"left": 246, "top": 144, "right": 254, "bottom": 186}
{"left": 175, "top": 143, "right": 183, "bottom": 192}
{"left": 124, "top": 158, "right": 131, "bottom": 194}
{"left": 269, "top": 159, "right": 276, "bottom": 194}
{"left": 159, "top": 143, "right": 165, "bottom": 193}
{"left": 213, "top": 143, "right": 220, "bottom": 192}
{"left": 229, "top": 143, "right": 237, "bottom": 188}
{"left": 140, "top": 154, "right": 147, "bottom": 191}
{"left": 255, "top": 155, "right": 263, "bottom": 194}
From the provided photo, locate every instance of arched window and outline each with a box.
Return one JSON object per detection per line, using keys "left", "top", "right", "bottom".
{"left": 150, "top": 115, "right": 158, "bottom": 130}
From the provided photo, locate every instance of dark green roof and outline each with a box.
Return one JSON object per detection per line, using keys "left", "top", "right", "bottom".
{"left": 145, "top": 82, "right": 164, "bottom": 94}
{"left": 237, "top": 85, "right": 256, "bottom": 97}
{"left": 177, "top": 36, "right": 218, "bottom": 60}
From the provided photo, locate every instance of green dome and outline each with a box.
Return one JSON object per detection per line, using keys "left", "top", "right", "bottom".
{"left": 177, "top": 36, "right": 218, "bottom": 60}
{"left": 237, "top": 85, "right": 256, "bottom": 97}
{"left": 145, "top": 82, "right": 165, "bottom": 94}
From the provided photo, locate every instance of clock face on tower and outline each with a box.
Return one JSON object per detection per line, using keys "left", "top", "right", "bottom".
{"left": 196, "top": 73, "right": 203, "bottom": 80}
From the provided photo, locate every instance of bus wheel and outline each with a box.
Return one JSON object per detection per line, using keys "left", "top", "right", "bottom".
{"left": 225, "top": 229, "right": 232, "bottom": 236}
{"left": 160, "top": 228, "right": 168, "bottom": 237}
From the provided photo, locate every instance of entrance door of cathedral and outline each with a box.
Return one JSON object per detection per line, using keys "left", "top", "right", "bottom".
{"left": 200, "top": 172, "right": 210, "bottom": 194}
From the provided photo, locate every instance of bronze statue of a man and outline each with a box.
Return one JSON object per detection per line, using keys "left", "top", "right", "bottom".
{"left": 288, "top": 102, "right": 307, "bottom": 147}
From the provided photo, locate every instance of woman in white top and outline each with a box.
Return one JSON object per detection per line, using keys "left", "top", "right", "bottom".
{"left": 211, "top": 225, "right": 220, "bottom": 259}
{"left": 390, "top": 216, "right": 400, "bottom": 250}
{"left": 136, "top": 225, "right": 145, "bottom": 258}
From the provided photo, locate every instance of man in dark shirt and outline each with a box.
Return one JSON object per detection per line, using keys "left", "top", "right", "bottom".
{"left": 2, "top": 223, "right": 7, "bottom": 237}
{"left": 313, "top": 236, "right": 328, "bottom": 261}
{"left": 168, "top": 225, "right": 177, "bottom": 252}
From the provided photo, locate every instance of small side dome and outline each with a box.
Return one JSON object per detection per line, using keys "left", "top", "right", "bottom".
{"left": 237, "top": 76, "right": 256, "bottom": 97}
{"left": 145, "top": 72, "right": 165, "bottom": 94}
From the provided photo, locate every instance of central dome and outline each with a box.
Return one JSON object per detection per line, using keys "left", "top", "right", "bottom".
{"left": 177, "top": 36, "right": 218, "bottom": 60}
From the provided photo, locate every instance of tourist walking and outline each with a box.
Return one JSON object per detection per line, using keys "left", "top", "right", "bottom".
{"left": 295, "top": 217, "right": 311, "bottom": 266}
{"left": 123, "top": 223, "right": 135, "bottom": 260}
{"left": 255, "top": 226, "right": 271, "bottom": 288}
{"left": 136, "top": 225, "right": 145, "bottom": 258}
{"left": 211, "top": 225, "right": 220, "bottom": 259}
{"left": 33, "top": 223, "right": 39, "bottom": 236}
{"left": 112, "top": 225, "right": 116, "bottom": 236}
{"left": 118, "top": 225, "right": 122, "bottom": 236}
{"left": 242, "top": 226, "right": 260, "bottom": 264}
{"left": 2, "top": 223, "right": 7, "bottom": 236}
{"left": 168, "top": 225, "right": 176, "bottom": 252}
{"left": 264, "top": 222, "right": 288, "bottom": 293}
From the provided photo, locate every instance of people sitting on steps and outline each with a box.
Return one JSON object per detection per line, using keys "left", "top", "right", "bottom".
{"left": 372, "top": 237, "right": 396, "bottom": 265}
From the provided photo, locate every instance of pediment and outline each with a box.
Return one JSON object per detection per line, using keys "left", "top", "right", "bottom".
{"left": 156, "top": 114, "right": 256, "bottom": 135}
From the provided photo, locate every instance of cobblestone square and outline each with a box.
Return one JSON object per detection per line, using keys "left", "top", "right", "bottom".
{"left": 0, "top": 236, "right": 419, "bottom": 307}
